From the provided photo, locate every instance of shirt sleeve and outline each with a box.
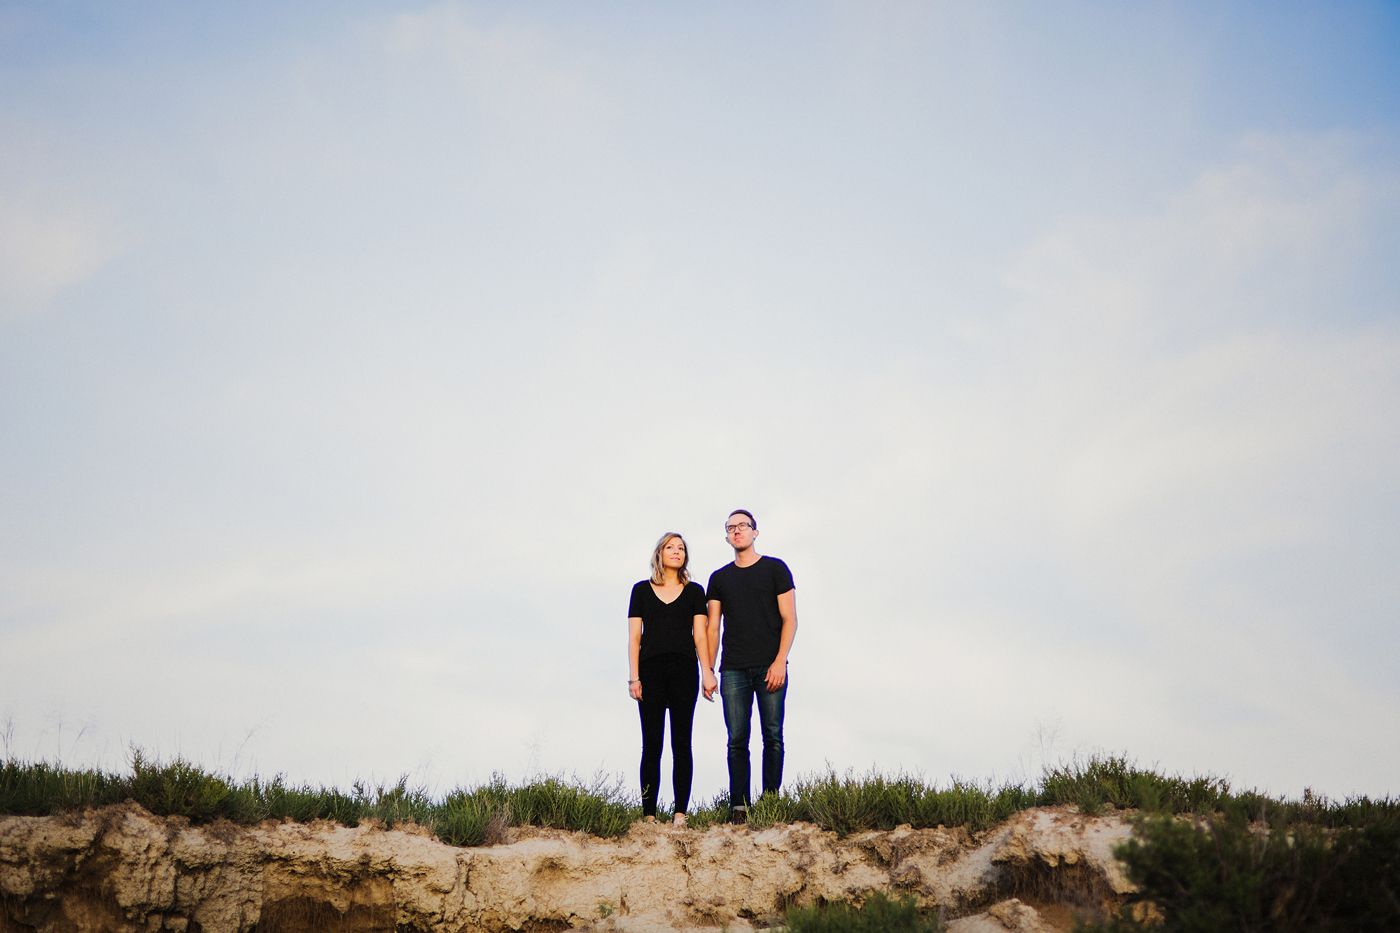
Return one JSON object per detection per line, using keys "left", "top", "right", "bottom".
{"left": 772, "top": 559, "right": 795, "bottom": 596}
{"left": 628, "top": 582, "right": 646, "bottom": 618}
{"left": 688, "top": 582, "right": 707, "bottom": 617}
{"left": 706, "top": 569, "right": 722, "bottom": 606}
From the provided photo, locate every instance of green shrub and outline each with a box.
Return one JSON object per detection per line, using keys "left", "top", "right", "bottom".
{"left": 745, "top": 768, "right": 1035, "bottom": 835}
{"left": 680, "top": 792, "right": 731, "bottom": 831}
{"left": 1040, "top": 754, "right": 1231, "bottom": 815}
{"left": 1078, "top": 799, "right": 1400, "bottom": 932}
{"left": 786, "top": 893, "right": 943, "bottom": 933}
{"left": 436, "top": 773, "right": 637, "bottom": 846}
{"left": 1, "top": 750, "right": 444, "bottom": 831}
{"left": 0, "top": 758, "right": 126, "bottom": 814}
{"left": 920, "top": 780, "right": 1038, "bottom": 832}
{"left": 128, "top": 749, "right": 235, "bottom": 821}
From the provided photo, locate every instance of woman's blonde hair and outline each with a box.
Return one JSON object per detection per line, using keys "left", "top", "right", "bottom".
{"left": 650, "top": 532, "right": 690, "bottom": 586}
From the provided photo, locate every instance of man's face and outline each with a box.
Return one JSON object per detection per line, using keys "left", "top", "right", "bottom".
{"left": 725, "top": 514, "right": 756, "bottom": 550}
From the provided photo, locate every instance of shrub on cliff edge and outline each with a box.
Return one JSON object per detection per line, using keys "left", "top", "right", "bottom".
{"left": 1076, "top": 796, "right": 1400, "bottom": 932}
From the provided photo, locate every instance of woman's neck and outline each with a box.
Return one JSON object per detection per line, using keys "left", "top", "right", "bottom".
{"left": 660, "top": 570, "right": 681, "bottom": 586}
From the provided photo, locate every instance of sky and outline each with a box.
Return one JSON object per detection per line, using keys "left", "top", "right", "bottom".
{"left": 2, "top": 1, "right": 1398, "bottom": 804}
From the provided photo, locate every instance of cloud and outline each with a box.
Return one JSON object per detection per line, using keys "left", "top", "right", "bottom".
{"left": 996, "top": 138, "right": 1400, "bottom": 586}
{"left": 1004, "top": 135, "right": 1396, "bottom": 340}
{"left": 0, "top": 190, "right": 122, "bottom": 323}
{"left": 382, "top": 3, "right": 608, "bottom": 133}
{"left": 925, "top": 137, "right": 1400, "bottom": 792}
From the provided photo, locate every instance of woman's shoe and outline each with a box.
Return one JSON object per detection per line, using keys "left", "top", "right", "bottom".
{"left": 643, "top": 815, "right": 657, "bottom": 823}
{"left": 672, "top": 812, "right": 687, "bottom": 827}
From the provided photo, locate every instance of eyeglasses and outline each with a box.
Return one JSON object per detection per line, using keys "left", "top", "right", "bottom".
{"left": 725, "top": 522, "right": 754, "bottom": 534}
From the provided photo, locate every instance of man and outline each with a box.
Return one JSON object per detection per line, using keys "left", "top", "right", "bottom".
{"left": 703, "top": 509, "right": 798, "bottom": 823}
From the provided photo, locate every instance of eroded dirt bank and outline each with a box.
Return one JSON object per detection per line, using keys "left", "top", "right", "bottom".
{"left": 0, "top": 805, "right": 1137, "bottom": 932}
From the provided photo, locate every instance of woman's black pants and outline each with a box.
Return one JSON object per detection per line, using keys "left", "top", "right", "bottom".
{"left": 637, "top": 653, "right": 699, "bottom": 817}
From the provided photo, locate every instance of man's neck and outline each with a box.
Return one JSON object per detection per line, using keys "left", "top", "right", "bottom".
{"left": 732, "top": 548, "right": 761, "bottom": 568}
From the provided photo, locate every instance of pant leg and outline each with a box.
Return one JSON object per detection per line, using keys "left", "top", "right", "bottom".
{"left": 637, "top": 658, "right": 668, "bottom": 817}
{"left": 720, "top": 668, "right": 759, "bottom": 808}
{"left": 665, "top": 657, "right": 699, "bottom": 814}
{"left": 755, "top": 668, "right": 788, "bottom": 795}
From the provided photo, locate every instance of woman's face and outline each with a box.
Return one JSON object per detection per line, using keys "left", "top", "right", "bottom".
{"left": 661, "top": 537, "right": 686, "bottom": 570}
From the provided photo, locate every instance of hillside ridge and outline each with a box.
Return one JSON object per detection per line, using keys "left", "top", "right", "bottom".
{"left": 0, "top": 802, "right": 1135, "bottom": 932}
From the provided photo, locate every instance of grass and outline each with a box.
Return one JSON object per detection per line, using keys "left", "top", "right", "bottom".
{"left": 743, "top": 753, "right": 1385, "bottom": 836}
{"left": 434, "top": 773, "right": 639, "bottom": 846}
{"left": 749, "top": 769, "right": 1038, "bottom": 834}
{"left": 0, "top": 748, "right": 739, "bottom": 845}
{"left": 1, "top": 751, "right": 426, "bottom": 826}
{"left": 0, "top": 749, "right": 1392, "bottom": 840}
{"left": 785, "top": 892, "right": 944, "bottom": 933}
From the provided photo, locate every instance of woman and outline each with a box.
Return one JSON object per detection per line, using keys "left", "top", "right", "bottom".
{"left": 628, "top": 532, "right": 717, "bottom": 825}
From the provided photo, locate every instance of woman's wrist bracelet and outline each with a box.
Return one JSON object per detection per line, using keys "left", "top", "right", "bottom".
{"left": 628, "top": 678, "right": 639, "bottom": 683}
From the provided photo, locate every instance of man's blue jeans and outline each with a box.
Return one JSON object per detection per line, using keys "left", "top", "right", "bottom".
{"left": 720, "top": 666, "right": 787, "bottom": 808}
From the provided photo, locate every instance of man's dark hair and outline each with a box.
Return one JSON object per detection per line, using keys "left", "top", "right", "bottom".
{"left": 728, "top": 509, "right": 756, "bottom": 530}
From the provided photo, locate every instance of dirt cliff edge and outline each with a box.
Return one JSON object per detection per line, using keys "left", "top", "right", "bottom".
{"left": 0, "top": 805, "right": 1136, "bottom": 932}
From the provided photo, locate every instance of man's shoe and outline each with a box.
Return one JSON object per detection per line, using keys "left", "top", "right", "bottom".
{"left": 730, "top": 806, "right": 748, "bottom": 825}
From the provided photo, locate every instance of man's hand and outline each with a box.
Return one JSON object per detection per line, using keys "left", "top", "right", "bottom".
{"left": 702, "top": 669, "right": 718, "bottom": 701}
{"left": 765, "top": 660, "right": 786, "bottom": 692}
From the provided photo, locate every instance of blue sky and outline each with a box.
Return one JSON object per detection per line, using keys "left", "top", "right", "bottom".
{"left": 2, "top": 1, "right": 1399, "bottom": 801}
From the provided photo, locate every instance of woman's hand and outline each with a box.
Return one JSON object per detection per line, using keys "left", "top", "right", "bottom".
{"left": 702, "top": 669, "right": 718, "bottom": 701}
{"left": 629, "top": 679, "right": 643, "bottom": 701}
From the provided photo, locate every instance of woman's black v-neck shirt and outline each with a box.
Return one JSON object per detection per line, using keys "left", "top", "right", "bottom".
{"left": 628, "top": 580, "right": 707, "bottom": 662}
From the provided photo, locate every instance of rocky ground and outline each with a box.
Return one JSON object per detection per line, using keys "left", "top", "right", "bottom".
{"left": 0, "top": 805, "right": 1139, "bottom": 932}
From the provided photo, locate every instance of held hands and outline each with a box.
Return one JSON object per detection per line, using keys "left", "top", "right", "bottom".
{"left": 629, "top": 679, "right": 642, "bottom": 701}
{"left": 765, "top": 659, "right": 787, "bottom": 692}
{"left": 702, "top": 669, "right": 718, "bottom": 701}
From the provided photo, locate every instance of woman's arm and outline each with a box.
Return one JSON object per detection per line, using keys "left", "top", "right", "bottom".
{"left": 628, "top": 617, "right": 644, "bottom": 700}
{"left": 693, "top": 614, "right": 717, "bottom": 700}
{"left": 703, "top": 599, "right": 722, "bottom": 700}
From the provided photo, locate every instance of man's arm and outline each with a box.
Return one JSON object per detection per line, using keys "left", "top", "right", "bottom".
{"left": 693, "top": 614, "right": 717, "bottom": 701}
{"left": 765, "top": 589, "right": 798, "bottom": 691}
{"left": 703, "top": 599, "right": 722, "bottom": 699}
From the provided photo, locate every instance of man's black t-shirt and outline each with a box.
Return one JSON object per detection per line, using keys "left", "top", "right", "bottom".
{"left": 706, "top": 556, "right": 795, "bottom": 671}
{"left": 628, "top": 580, "right": 707, "bottom": 662}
